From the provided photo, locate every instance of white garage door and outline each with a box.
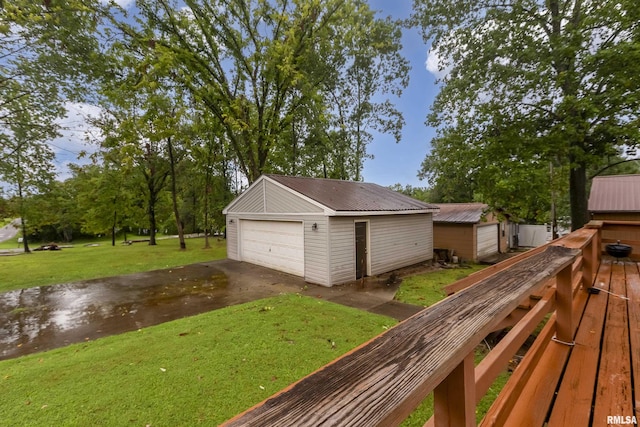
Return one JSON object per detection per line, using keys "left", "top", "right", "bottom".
{"left": 240, "top": 220, "right": 304, "bottom": 276}
{"left": 477, "top": 224, "right": 499, "bottom": 259}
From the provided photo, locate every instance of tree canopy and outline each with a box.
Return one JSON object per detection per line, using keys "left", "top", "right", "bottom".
{"left": 1, "top": 0, "right": 410, "bottom": 245}
{"left": 411, "top": 0, "right": 640, "bottom": 227}
{"left": 125, "top": 0, "right": 408, "bottom": 183}
{"left": 1, "top": 0, "right": 106, "bottom": 249}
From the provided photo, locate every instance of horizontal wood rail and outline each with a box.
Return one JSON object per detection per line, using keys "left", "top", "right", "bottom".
{"left": 222, "top": 245, "right": 581, "bottom": 427}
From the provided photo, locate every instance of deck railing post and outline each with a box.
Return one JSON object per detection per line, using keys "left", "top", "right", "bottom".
{"left": 434, "top": 352, "right": 476, "bottom": 427}
{"left": 583, "top": 239, "right": 594, "bottom": 290}
{"left": 555, "top": 263, "right": 574, "bottom": 343}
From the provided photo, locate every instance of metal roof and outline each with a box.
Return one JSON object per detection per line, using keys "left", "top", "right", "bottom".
{"left": 266, "top": 174, "right": 439, "bottom": 212}
{"left": 588, "top": 174, "right": 640, "bottom": 212}
{"left": 432, "top": 203, "right": 489, "bottom": 223}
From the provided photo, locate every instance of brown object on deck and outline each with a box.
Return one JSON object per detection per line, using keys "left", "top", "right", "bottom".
{"left": 222, "top": 246, "right": 578, "bottom": 427}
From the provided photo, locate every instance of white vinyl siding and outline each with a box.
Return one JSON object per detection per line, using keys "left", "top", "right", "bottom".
{"left": 328, "top": 214, "right": 433, "bottom": 284}
{"left": 369, "top": 215, "right": 433, "bottom": 275}
{"left": 239, "top": 220, "right": 304, "bottom": 276}
{"left": 224, "top": 175, "right": 437, "bottom": 287}
{"left": 476, "top": 224, "right": 499, "bottom": 259}
{"left": 226, "top": 216, "right": 239, "bottom": 260}
{"left": 230, "top": 181, "right": 265, "bottom": 213}
{"left": 303, "top": 216, "right": 330, "bottom": 286}
{"left": 265, "top": 180, "right": 324, "bottom": 214}
{"left": 328, "top": 218, "right": 357, "bottom": 285}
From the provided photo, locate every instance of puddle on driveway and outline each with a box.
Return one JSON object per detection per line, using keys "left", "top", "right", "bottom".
{"left": 0, "top": 264, "right": 232, "bottom": 360}
{"left": 0, "top": 259, "right": 409, "bottom": 361}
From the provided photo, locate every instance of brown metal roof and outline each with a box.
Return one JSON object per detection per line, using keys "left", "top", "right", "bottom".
{"left": 266, "top": 174, "right": 438, "bottom": 212}
{"left": 432, "top": 203, "right": 489, "bottom": 223}
{"left": 588, "top": 174, "right": 640, "bottom": 212}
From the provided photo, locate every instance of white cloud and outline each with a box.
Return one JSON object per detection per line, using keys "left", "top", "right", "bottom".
{"left": 425, "top": 45, "right": 451, "bottom": 80}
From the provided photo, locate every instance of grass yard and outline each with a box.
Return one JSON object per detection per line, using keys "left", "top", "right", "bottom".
{"left": 0, "top": 294, "right": 397, "bottom": 426}
{"left": 0, "top": 230, "right": 515, "bottom": 425}
{"left": 0, "top": 237, "right": 226, "bottom": 293}
{"left": 394, "top": 264, "right": 487, "bottom": 307}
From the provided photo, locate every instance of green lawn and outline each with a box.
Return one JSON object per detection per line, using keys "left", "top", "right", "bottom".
{"left": 0, "top": 294, "right": 396, "bottom": 426}
{"left": 394, "top": 264, "right": 487, "bottom": 307}
{"left": 0, "top": 236, "right": 512, "bottom": 425}
{"left": 0, "top": 237, "right": 226, "bottom": 293}
{"left": 392, "top": 263, "right": 512, "bottom": 425}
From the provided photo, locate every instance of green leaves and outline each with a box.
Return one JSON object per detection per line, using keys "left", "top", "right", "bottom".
{"left": 412, "top": 0, "right": 640, "bottom": 228}
{"left": 123, "top": 0, "right": 407, "bottom": 183}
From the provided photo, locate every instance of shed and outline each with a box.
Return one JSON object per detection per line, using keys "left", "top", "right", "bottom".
{"left": 588, "top": 174, "right": 640, "bottom": 221}
{"left": 222, "top": 174, "right": 439, "bottom": 287}
{"left": 588, "top": 174, "right": 640, "bottom": 255}
{"left": 432, "top": 203, "right": 508, "bottom": 262}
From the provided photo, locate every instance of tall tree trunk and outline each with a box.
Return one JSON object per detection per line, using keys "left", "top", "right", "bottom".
{"left": 167, "top": 136, "right": 186, "bottom": 250}
{"left": 16, "top": 165, "right": 30, "bottom": 253}
{"left": 19, "top": 215, "right": 30, "bottom": 253}
{"left": 111, "top": 208, "right": 117, "bottom": 247}
{"left": 148, "top": 201, "right": 157, "bottom": 245}
{"left": 203, "top": 147, "right": 212, "bottom": 250}
{"left": 569, "top": 159, "right": 589, "bottom": 230}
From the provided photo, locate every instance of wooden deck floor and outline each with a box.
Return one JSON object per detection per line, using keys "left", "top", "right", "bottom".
{"left": 481, "top": 256, "right": 639, "bottom": 427}
{"left": 547, "top": 257, "right": 640, "bottom": 426}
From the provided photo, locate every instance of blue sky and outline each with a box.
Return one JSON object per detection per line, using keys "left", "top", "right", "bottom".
{"left": 364, "top": 1, "right": 438, "bottom": 188}
{"left": 48, "top": 1, "right": 439, "bottom": 189}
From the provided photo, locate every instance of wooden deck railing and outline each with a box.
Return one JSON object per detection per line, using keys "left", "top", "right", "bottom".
{"left": 220, "top": 221, "right": 637, "bottom": 427}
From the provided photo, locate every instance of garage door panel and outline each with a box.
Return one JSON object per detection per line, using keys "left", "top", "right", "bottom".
{"left": 240, "top": 220, "right": 304, "bottom": 276}
{"left": 477, "top": 224, "right": 498, "bottom": 259}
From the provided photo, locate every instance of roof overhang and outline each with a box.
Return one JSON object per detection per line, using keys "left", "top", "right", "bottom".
{"left": 223, "top": 175, "right": 439, "bottom": 216}
{"left": 332, "top": 209, "right": 439, "bottom": 216}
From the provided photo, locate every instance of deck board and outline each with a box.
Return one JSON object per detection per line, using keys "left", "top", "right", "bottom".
{"left": 546, "top": 259, "right": 612, "bottom": 426}
{"left": 485, "top": 255, "right": 640, "bottom": 427}
{"left": 624, "top": 262, "right": 640, "bottom": 419}
{"left": 592, "top": 261, "right": 634, "bottom": 425}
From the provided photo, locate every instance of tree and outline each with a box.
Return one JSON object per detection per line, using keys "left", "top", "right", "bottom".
{"left": 185, "top": 111, "right": 236, "bottom": 247}
{"left": 412, "top": 0, "right": 640, "bottom": 229}
{"left": 1, "top": 0, "right": 107, "bottom": 249}
{"left": 321, "top": 3, "right": 408, "bottom": 181}
{"left": 0, "top": 99, "right": 59, "bottom": 252}
{"left": 70, "top": 161, "right": 138, "bottom": 246}
{"left": 120, "top": 0, "right": 407, "bottom": 183}
{"left": 388, "top": 183, "right": 433, "bottom": 203}
{"left": 94, "top": 36, "right": 177, "bottom": 246}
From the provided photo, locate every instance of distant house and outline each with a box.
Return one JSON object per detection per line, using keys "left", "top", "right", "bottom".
{"left": 222, "top": 174, "right": 439, "bottom": 287}
{"left": 432, "top": 203, "right": 509, "bottom": 262}
{"left": 588, "top": 174, "right": 640, "bottom": 258}
{"left": 589, "top": 174, "right": 640, "bottom": 222}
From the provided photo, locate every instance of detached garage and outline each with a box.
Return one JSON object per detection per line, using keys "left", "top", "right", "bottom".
{"left": 223, "top": 174, "right": 439, "bottom": 287}
{"left": 433, "top": 203, "right": 508, "bottom": 262}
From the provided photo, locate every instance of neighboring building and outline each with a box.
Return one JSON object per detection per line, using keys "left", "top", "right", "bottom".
{"left": 588, "top": 174, "right": 640, "bottom": 258}
{"left": 222, "top": 174, "right": 439, "bottom": 287}
{"left": 432, "top": 203, "right": 508, "bottom": 262}
{"left": 589, "top": 174, "right": 640, "bottom": 222}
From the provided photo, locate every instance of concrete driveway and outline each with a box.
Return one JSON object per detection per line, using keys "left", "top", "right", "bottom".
{"left": 0, "top": 219, "right": 20, "bottom": 242}
{"left": 0, "top": 259, "right": 424, "bottom": 360}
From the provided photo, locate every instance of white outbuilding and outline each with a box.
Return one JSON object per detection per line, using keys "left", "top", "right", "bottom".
{"left": 222, "top": 174, "right": 439, "bottom": 287}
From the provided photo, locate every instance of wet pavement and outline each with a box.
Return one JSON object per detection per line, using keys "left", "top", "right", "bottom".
{"left": 0, "top": 260, "right": 425, "bottom": 361}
